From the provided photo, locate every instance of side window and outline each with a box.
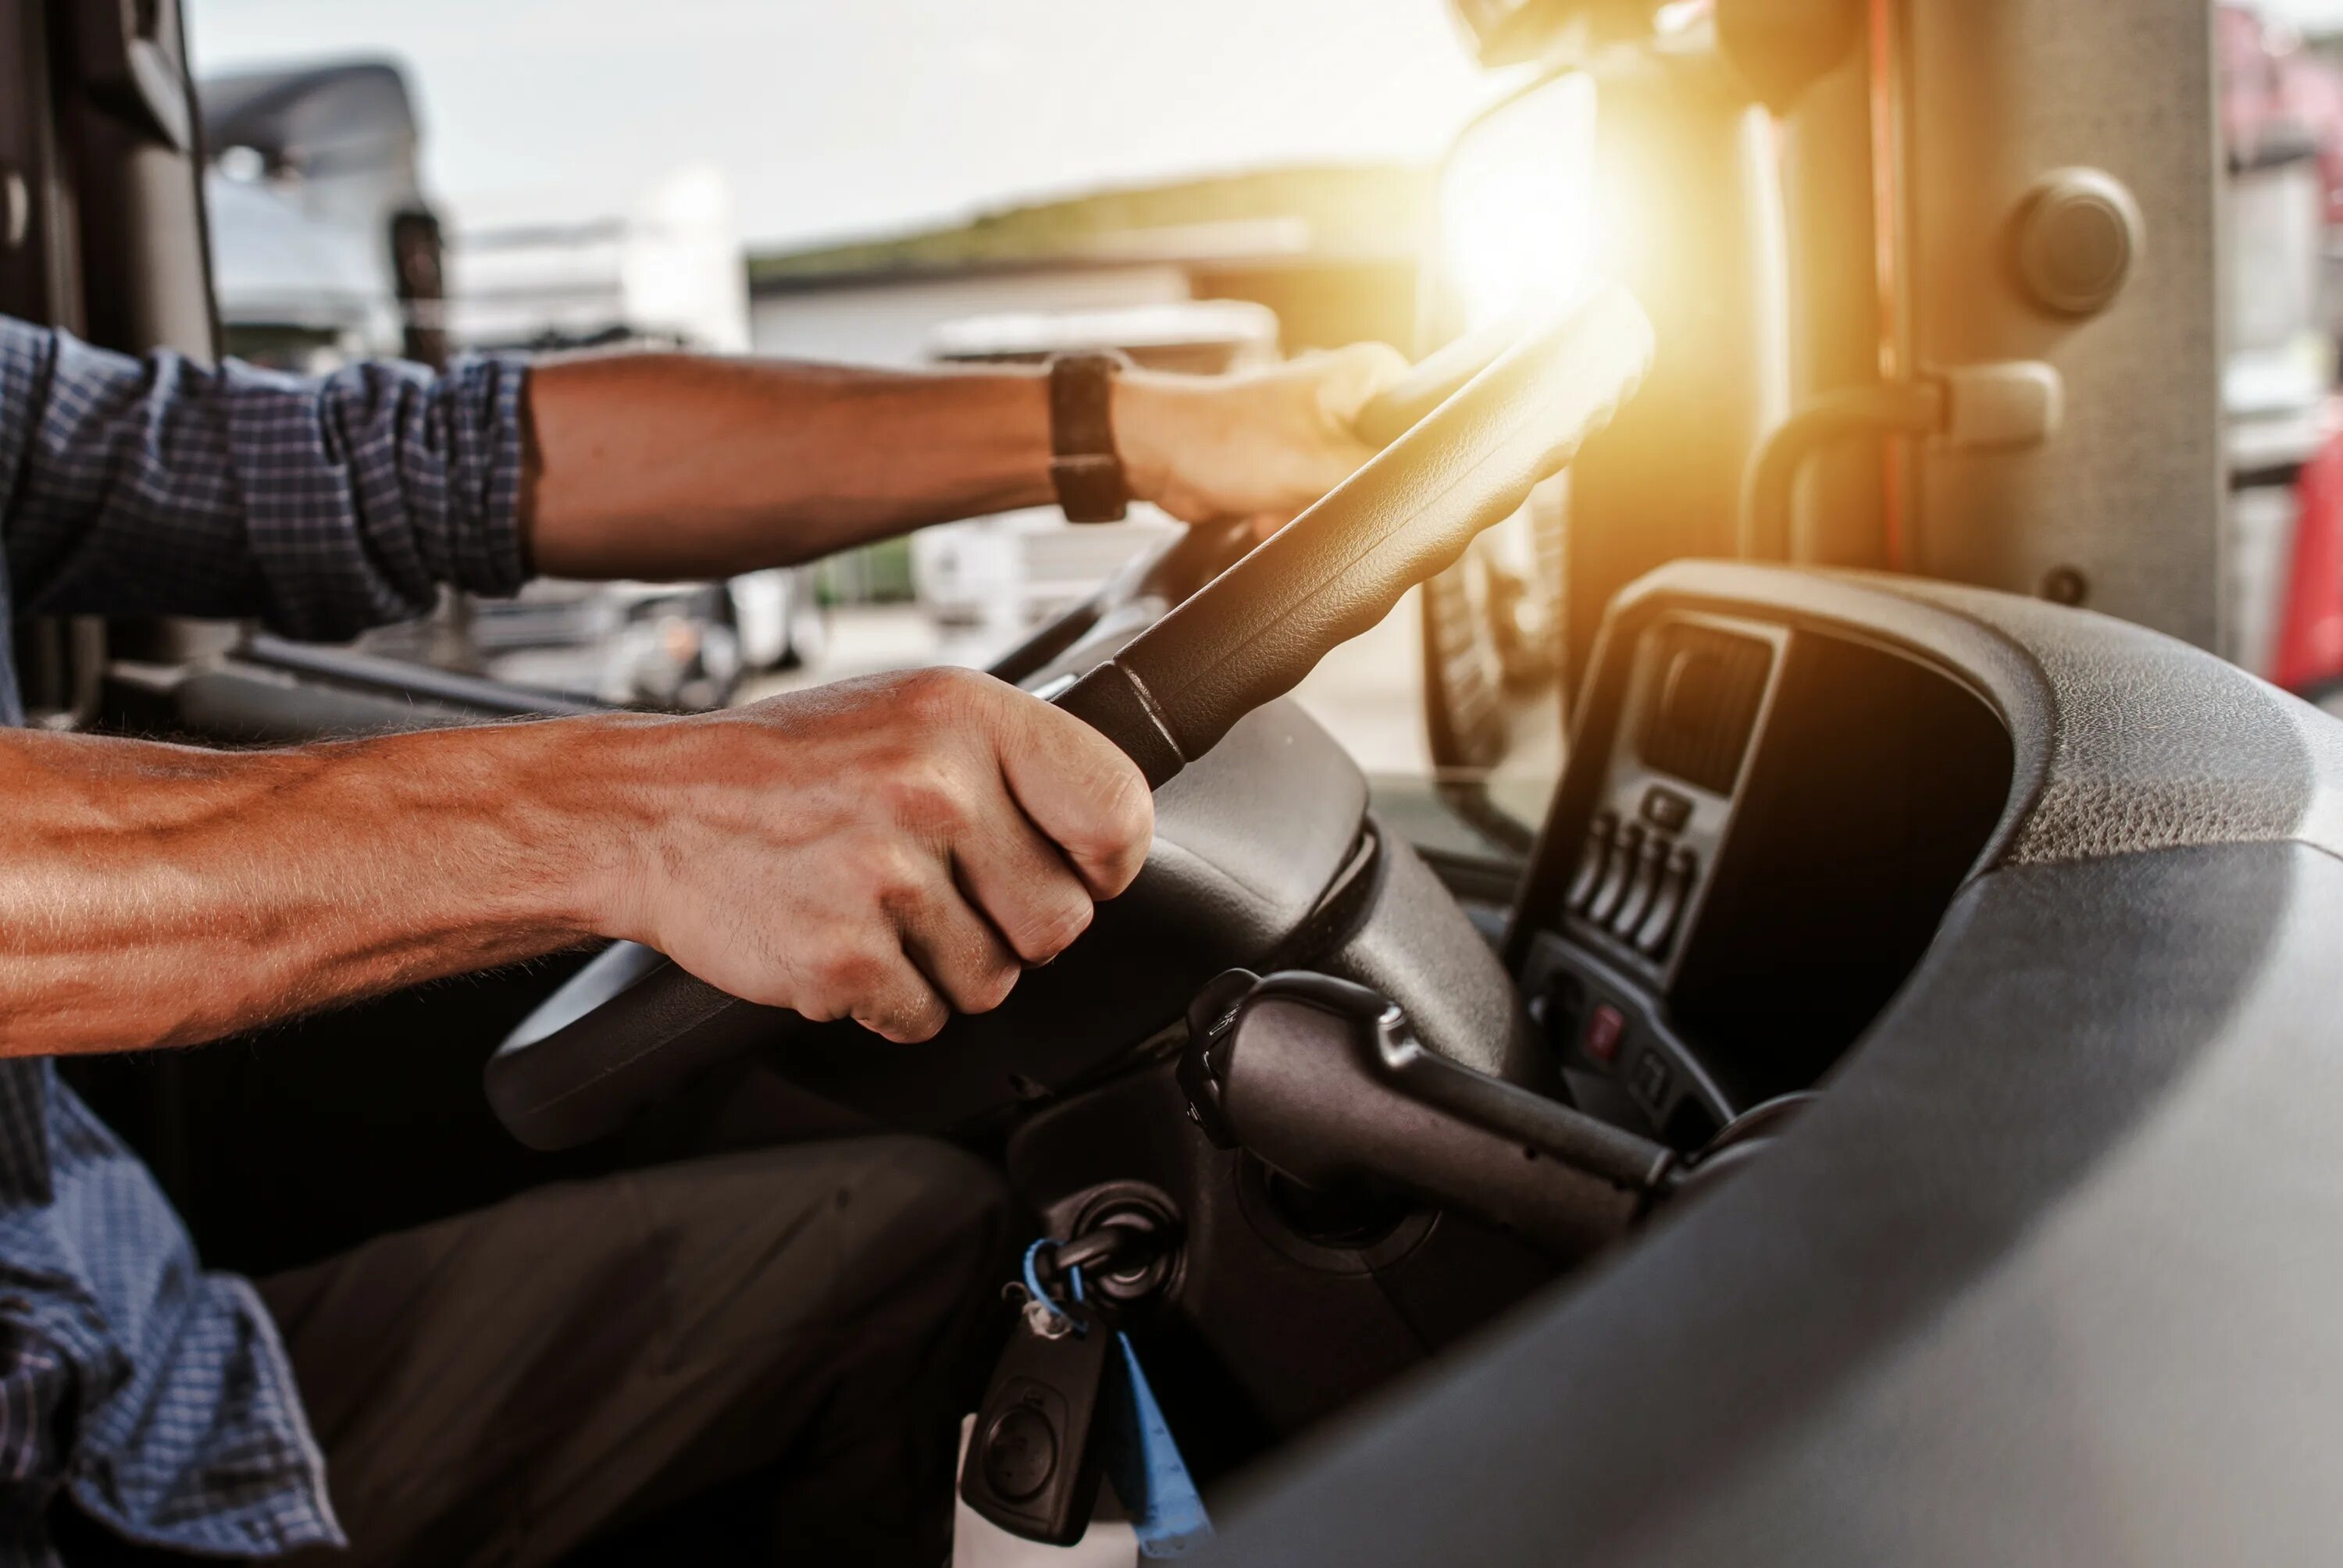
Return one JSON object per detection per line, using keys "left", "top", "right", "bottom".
{"left": 1396, "top": 70, "right": 1604, "bottom": 861}
{"left": 184, "top": 5, "right": 1488, "bottom": 796}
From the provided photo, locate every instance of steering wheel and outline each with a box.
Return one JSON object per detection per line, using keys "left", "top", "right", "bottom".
{"left": 486, "top": 285, "right": 1657, "bottom": 1151}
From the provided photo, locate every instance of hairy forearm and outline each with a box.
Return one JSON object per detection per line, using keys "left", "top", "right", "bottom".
{"left": 0, "top": 666, "right": 1159, "bottom": 1057}
{"left": 520, "top": 355, "right": 1062, "bottom": 579}
{"left": 0, "top": 722, "right": 633, "bottom": 1054}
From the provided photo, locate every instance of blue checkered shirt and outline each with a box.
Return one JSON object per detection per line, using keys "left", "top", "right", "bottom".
{"left": 0, "top": 315, "right": 530, "bottom": 1563}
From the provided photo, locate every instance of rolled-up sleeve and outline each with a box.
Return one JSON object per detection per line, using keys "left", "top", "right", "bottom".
{"left": 0, "top": 315, "right": 530, "bottom": 642}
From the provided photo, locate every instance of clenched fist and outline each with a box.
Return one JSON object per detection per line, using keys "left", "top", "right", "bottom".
{"left": 594, "top": 665, "right": 1153, "bottom": 1042}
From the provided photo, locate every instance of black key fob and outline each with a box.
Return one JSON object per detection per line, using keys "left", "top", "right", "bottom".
{"left": 960, "top": 1311, "right": 1111, "bottom": 1545}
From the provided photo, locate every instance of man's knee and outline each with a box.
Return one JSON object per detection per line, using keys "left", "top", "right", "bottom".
{"left": 843, "top": 1134, "right": 1006, "bottom": 1217}
{"left": 646, "top": 1135, "right": 1010, "bottom": 1320}
{"left": 823, "top": 1135, "right": 1011, "bottom": 1311}
{"left": 594, "top": 1135, "right": 1009, "bottom": 1378}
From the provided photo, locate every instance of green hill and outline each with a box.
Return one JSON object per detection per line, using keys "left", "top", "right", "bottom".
{"left": 748, "top": 164, "right": 1432, "bottom": 287}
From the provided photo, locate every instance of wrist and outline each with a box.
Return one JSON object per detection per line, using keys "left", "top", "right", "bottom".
{"left": 1108, "top": 371, "right": 1186, "bottom": 509}
{"left": 477, "top": 712, "right": 669, "bottom": 943}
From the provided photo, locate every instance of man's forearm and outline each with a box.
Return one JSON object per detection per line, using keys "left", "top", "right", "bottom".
{"left": 515, "top": 345, "right": 1398, "bottom": 580}
{"left": 0, "top": 667, "right": 1154, "bottom": 1057}
{"left": 0, "top": 722, "right": 629, "bottom": 1053}
{"left": 521, "top": 355, "right": 1064, "bottom": 579}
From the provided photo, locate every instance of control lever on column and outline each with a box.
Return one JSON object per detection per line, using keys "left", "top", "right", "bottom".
{"left": 1179, "top": 971, "right": 1678, "bottom": 1259}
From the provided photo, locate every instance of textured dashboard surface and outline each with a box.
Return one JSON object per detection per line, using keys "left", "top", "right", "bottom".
{"left": 1585, "top": 561, "right": 2343, "bottom": 871}
{"left": 1208, "top": 565, "right": 2343, "bottom": 1566}
{"left": 1863, "top": 572, "right": 2343, "bottom": 866}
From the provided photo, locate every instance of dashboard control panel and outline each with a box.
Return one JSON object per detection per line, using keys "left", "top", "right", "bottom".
{"left": 1560, "top": 614, "right": 1785, "bottom": 979}
{"left": 1521, "top": 932, "right": 1735, "bottom": 1148}
{"left": 1515, "top": 597, "right": 2010, "bottom": 1149}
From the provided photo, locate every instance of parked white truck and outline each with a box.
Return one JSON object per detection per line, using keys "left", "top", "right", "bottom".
{"left": 912, "top": 301, "right": 1281, "bottom": 637}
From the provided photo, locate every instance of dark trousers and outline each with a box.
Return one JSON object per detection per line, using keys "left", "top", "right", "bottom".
{"left": 59, "top": 1136, "right": 1011, "bottom": 1567}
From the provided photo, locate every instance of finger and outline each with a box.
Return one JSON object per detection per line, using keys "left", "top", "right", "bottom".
{"left": 1249, "top": 510, "right": 1294, "bottom": 543}
{"left": 990, "top": 693, "right": 1154, "bottom": 900}
{"left": 1315, "top": 340, "right": 1412, "bottom": 430}
{"left": 889, "top": 871, "right": 1025, "bottom": 1014}
{"left": 845, "top": 951, "right": 953, "bottom": 1044}
{"left": 951, "top": 796, "right": 1099, "bottom": 964}
{"left": 794, "top": 916, "right": 954, "bottom": 1042}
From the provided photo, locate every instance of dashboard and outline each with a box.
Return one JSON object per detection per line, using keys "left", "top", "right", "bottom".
{"left": 1217, "top": 563, "right": 2343, "bottom": 1568}
{"left": 1511, "top": 597, "right": 2013, "bottom": 1148}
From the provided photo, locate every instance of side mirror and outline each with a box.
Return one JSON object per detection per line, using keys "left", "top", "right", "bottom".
{"left": 77, "top": 0, "right": 197, "bottom": 151}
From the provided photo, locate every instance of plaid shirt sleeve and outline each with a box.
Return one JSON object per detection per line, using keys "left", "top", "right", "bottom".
{"left": 0, "top": 315, "right": 530, "bottom": 641}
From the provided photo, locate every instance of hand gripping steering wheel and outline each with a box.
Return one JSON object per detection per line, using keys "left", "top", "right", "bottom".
{"left": 485, "top": 284, "right": 1657, "bottom": 1150}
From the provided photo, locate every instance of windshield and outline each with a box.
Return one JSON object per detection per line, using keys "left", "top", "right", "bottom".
{"left": 187, "top": 1, "right": 1539, "bottom": 853}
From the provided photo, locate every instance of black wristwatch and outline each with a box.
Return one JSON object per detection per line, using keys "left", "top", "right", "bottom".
{"left": 1047, "top": 352, "right": 1131, "bottom": 523}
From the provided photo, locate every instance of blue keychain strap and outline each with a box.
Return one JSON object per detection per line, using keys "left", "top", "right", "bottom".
{"left": 1022, "top": 1238, "right": 1082, "bottom": 1326}
{"left": 1100, "top": 1329, "right": 1214, "bottom": 1556}
{"left": 1022, "top": 1236, "right": 1212, "bottom": 1555}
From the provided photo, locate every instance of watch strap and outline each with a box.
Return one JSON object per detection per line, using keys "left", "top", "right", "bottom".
{"left": 1049, "top": 353, "right": 1130, "bottom": 523}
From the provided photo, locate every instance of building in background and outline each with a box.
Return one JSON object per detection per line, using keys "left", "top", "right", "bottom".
{"left": 447, "top": 166, "right": 751, "bottom": 354}
{"left": 433, "top": 164, "right": 821, "bottom": 705}
{"left": 911, "top": 299, "right": 1281, "bottom": 641}
{"left": 746, "top": 165, "right": 1431, "bottom": 608}
{"left": 747, "top": 165, "right": 1429, "bottom": 369}
{"left": 199, "top": 62, "right": 811, "bottom": 706}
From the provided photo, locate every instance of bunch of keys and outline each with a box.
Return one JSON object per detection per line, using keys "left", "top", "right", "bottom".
{"left": 961, "top": 1241, "right": 1114, "bottom": 1545}
{"left": 960, "top": 1237, "right": 1212, "bottom": 1556}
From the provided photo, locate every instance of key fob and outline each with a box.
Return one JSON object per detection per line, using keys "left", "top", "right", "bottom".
{"left": 960, "top": 1310, "right": 1112, "bottom": 1545}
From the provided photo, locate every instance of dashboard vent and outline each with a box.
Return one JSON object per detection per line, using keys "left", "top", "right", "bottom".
{"left": 1637, "top": 623, "right": 1772, "bottom": 794}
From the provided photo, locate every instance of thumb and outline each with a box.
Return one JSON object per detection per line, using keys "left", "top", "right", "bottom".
{"left": 1313, "top": 340, "right": 1412, "bottom": 433}
{"left": 993, "top": 692, "right": 1156, "bottom": 900}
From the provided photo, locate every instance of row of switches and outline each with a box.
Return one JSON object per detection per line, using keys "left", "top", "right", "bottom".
{"left": 1564, "top": 811, "right": 1697, "bottom": 960}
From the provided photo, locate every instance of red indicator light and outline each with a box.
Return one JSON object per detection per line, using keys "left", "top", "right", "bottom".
{"left": 1584, "top": 1003, "right": 1628, "bottom": 1065}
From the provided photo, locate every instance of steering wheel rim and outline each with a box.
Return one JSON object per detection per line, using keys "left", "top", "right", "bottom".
{"left": 486, "top": 285, "right": 1657, "bottom": 1151}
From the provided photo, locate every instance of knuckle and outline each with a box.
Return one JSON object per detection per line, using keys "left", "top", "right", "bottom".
{"left": 881, "top": 769, "right": 971, "bottom": 839}
{"left": 863, "top": 846, "right": 929, "bottom": 915}
{"left": 810, "top": 939, "right": 885, "bottom": 1003}
{"left": 878, "top": 992, "right": 950, "bottom": 1044}
{"left": 1017, "top": 893, "right": 1093, "bottom": 960}
{"left": 1075, "top": 765, "right": 1154, "bottom": 881}
{"left": 1346, "top": 339, "right": 1409, "bottom": 382}
{"left": 966, "top": 960, "right": 1020, "bottom": 1014}
{"left": 1107, "top": 764, "right": 1155, "bottom": 843}
{"left": 797, "top": 995, "right": 849, "bottom": 1025}
{"left": 897, "top": 665, "right": 990, "bottom": 725}
{"left": 786, "top": 966, "right": 848, "bottom": 1021}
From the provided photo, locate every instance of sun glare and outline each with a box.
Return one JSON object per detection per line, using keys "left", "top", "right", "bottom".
{"left": 1439, "top": 72, "right": 1601, "bottom": 330}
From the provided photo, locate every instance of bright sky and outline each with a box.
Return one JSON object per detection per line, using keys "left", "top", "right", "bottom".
{"left": 186, "top": 0, "right": 1498, "bottom": 248}
{"left": 2266, "top": 0, "right": 2343, "bottom": 30}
